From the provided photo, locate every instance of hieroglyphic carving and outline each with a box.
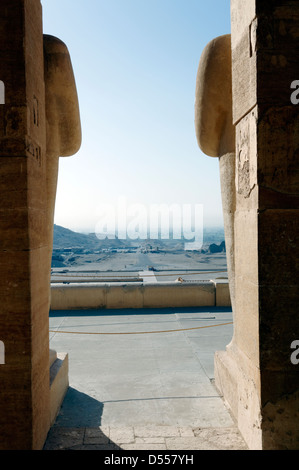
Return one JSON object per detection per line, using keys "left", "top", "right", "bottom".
{"left": 236, "top": 108, "right": 257, "bottom": 198}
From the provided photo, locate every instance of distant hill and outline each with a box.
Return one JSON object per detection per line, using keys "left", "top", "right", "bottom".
{"left": 53, "top": 224, "right": 93, "bottom": 248}
{"left": 53, "top": 224, "right": 126, "bottom": 250}
{"left": 208, "top": 240, "right": 226, "bottom": 253}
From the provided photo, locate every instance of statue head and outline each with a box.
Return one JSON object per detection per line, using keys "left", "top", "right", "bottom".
{"left": 44, "top": 34, "right": 81, "bottom": 159}
{"left": 195, "top": 34, "right": 235, "bottom": 158}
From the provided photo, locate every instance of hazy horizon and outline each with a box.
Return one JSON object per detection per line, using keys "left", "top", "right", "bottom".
{"left": 55, "top": 221, "right": 224, "bottom": 239}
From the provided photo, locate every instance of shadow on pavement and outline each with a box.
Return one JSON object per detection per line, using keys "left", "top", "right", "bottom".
{"left": 54, "top": 387, "right": 104, "bottom": 427}
{"left": 44, "top": 387, "right": 122, "bottom": 450}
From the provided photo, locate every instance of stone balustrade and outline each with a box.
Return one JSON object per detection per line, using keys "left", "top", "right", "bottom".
{"left": 50, "top": 280, "right": 231, "bottom": 310}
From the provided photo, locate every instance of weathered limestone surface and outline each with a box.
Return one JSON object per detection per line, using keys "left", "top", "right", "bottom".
{"left": 50, "top": 281, "right": 226, "bottom": 310}
{"left": 0, "top": 0, "right": 81, "bottom": 450}
{"left": 214, "top": 0, "right": 299, "bottom": 450}
{"left": 0, "top": 0, "right": 49, "bottom": 450}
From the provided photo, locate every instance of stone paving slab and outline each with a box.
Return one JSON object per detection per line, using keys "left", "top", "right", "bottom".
{"left": 48, "top": 308, "right": 235, "bottom": 430}
{"left": 45, "top": 308, "right": 248, "bottom": 451}
{"left": 43, "top": 426, "right": 248, "bottom": 450}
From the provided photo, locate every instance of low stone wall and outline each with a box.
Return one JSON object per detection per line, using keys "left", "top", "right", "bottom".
{"left": 50, "top": 280, "right": 231, "bottom": 310}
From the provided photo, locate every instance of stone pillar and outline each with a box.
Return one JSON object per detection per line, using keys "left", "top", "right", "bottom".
{"left": 0, "top": 0, "right": 49, "bottom": 450}
{"left": 215, "top": 0, "right": 299, "bottom": 450}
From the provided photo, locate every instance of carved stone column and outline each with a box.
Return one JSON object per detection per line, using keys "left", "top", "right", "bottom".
{"left": 214, "top": 0, "right": 299, "bottom": 450}
{"left": 0, "top": 0, "right": 81, "bottom": 449}
{"left": 0, "top": 0, "right": 49, "bottom": 450}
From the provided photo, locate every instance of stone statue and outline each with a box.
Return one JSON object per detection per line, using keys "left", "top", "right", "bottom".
{"left": 43, "top": 34, "right": 81, "bottom": 296}
{"left": 194, "top": 34, "right": 236, "bottom": 314}
{"left": 43, "top": 35, "right": 81, "bottom": 365}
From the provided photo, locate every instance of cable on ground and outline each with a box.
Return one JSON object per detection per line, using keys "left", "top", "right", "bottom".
{"left": 49, "top": 321, "right": 233, "bottom": 336}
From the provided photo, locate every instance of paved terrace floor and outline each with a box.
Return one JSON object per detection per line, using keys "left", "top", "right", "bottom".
{"left": 45, "top": 307, "right": 248, "bottom": 450}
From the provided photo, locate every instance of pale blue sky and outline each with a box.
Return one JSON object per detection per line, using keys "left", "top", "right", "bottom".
{"left": 42, "top": 0, "right": 231, "bottom": 233}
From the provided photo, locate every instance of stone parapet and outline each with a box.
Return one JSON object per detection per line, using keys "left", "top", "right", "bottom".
{"left": 50, "top": 281, "right": 231, "bottom": 310}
